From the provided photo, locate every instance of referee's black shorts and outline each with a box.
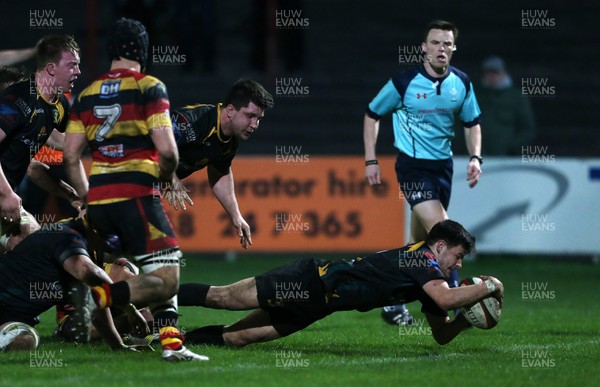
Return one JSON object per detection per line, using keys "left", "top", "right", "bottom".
{"left": 395, "top": 152, "right": 453, "bottom": 210}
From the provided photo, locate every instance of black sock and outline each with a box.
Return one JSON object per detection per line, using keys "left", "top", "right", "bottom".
{"left": 185, "top": 325, "right": 225, "bottom": 346}
{"left": 109, "top": 281, "right": 131, "bottom": 305}
{"left": 152, "top": 309, "right": 179, "bottom": 334}
{"left": 178, "top": 283, "right": 211, "bottom": 306}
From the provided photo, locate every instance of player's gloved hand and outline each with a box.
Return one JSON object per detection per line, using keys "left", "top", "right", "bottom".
{"left": 161, "top": 176, "right": 193, "bottom": 211}
{"left": 479, "top": 275, "right": 504, "bottom": 308}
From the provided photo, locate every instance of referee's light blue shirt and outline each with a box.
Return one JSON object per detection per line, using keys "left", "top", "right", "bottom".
{"left": 367, "top": 65, "right": 481, "bottom": 160}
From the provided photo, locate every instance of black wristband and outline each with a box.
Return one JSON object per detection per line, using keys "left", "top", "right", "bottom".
{"left": 365, "top": 159, "right": 378, "bottom": 166}
{"left": 470, "top": 155, "right": 483, "bottom": 165}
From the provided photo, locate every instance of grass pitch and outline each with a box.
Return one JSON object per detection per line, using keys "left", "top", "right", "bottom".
{"left": 1, "top": 254, "right": 598, "bottom": 387}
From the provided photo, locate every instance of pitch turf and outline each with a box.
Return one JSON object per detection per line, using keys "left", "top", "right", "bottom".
{"left": 1, "top": 254, "right": 598, "bottom": 386}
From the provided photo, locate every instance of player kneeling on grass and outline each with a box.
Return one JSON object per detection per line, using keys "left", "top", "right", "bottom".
{"left": 178, "top": 219, "right": 503, "bottom": 347}
{"left": 55, "top": 257, "right": 154, "bottom": 346}
{"left": 0, "top": 216, "right": 148, "bottom": 352}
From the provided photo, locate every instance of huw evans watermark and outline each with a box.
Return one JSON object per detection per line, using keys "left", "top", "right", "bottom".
{"left": 521, "top": 349, "right": 555, "bottom": 368}
{"left": 398, "top": 318, "right": 432, "bottom": 336}
{"left": 30, "top": 350, "right": 65, "bottom": 368}
{"left": 274, "top": 281, "right": 310, "bottom": 302}
{"left": 152, "top": 46, "right": 186, "bottom": 65}
{"left": 29, "top": 281, "right": 63, "bottom": 303}
{"left": 521, "top": 282, "right": 556, "bottom": 301}
{"left": 274, "top": 350, "right": 310, "bottom": 368}
{"left": 398, "top": 45, "right": 427, "bottom": 66}
{"left": 275, "top": 78, "right": 309, "bottom": 98}
{"left": 398, "top": 181, "right": 434, "bottom": 202}
{"left": 275, "top": 145, "right": 309, "bottom": 164}
{"left": 521, "top": 9, "right": 556, "bottom": 30}
{"left": 273, "top": 212, "right": 310, "bottom": 234}
{"left": 521, "top": 78, "right": 556, "bottom": 97}
{"left": 521, "top": 145, "right": 555, "bottom": 163}
{"left": 521, "top": 213, "right": 556, "bottom": 232}
{"left": 29, "top": 9, "right": 63, "bottom": 29}
{"left": 30, "top": 77, "right": 63, "bottom": 96}
{"left": 275, "top": 10, "right": 309, "bottom": 29}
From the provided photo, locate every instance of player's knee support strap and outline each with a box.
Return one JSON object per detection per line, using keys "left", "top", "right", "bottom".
{"left": 135, "top": 248, "right": 182, "bottom": 273}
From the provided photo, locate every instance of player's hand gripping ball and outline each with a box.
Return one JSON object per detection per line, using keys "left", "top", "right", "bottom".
{"left": 459, "top": 277, "right": 502, "bottom": 329}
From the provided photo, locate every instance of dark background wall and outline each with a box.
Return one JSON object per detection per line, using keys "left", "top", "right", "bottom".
{"left": 2, "top": 0, "right": 595, "bottom": 156}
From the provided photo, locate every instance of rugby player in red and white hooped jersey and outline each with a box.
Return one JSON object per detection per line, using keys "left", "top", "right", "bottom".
{"left": 63, "top": 18, "right": 207, "bottom": 362}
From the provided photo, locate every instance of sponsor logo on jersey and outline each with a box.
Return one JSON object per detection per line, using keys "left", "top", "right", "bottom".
{"left": 99, "top": 80, "right": 121, "bottom": 99}
{"left": 99, "top": 143, "right": 124, "bottom": 158}
{"left": 15, "top": 98, "right": 32, "bottom": 116}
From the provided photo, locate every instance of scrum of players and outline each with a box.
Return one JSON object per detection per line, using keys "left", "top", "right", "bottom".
{"left": 0, "top": 19, "right": 503, "bottom": 359}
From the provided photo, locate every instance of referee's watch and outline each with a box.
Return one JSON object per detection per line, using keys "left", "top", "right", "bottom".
{"left": 470, "top": 155, "right": 483, "bottom": 165}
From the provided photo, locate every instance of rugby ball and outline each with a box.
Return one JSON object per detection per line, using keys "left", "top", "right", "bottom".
{"left": 0, "top": 322, "right": 40, "bottom": 351}
{"left": 458, "top": 277, "right": 501, "bottom": 329}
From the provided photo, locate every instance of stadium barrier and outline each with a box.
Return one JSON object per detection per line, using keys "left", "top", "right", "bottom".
{"left": 82, "top": 156, "right": 599, "bottom": 255}
{"left": 447, "top": 157, "right": 600, "bottom": 255}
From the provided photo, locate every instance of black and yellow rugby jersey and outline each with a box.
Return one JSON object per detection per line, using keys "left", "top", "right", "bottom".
{"left": 317, "top": 241, "right": 448, "bottom": 316}
{"left": 0, "top": 218, "right": 89, "bottom": 326}
{"left": 171, "top": 103, "right": 238, "bottom": 179}
{"left": 0, "top": 75, "right": 70, "bottom": 189}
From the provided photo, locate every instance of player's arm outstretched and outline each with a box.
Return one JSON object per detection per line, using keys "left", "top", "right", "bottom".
{"left": 423, "top": 276, "right": 503, "bottom": 311}
{"left": 422, "top": 275, "right": 503, "bottom": 344}
{"left": 208, "top": 165, "right": 252, "bottom": 249}
{"left": 424, "top": 311, "right": 471, "bottom": 345}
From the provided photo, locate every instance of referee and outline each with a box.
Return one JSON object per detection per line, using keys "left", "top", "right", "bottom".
{"left": 363, "top": 20, "right": 483, "bottom": 325}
